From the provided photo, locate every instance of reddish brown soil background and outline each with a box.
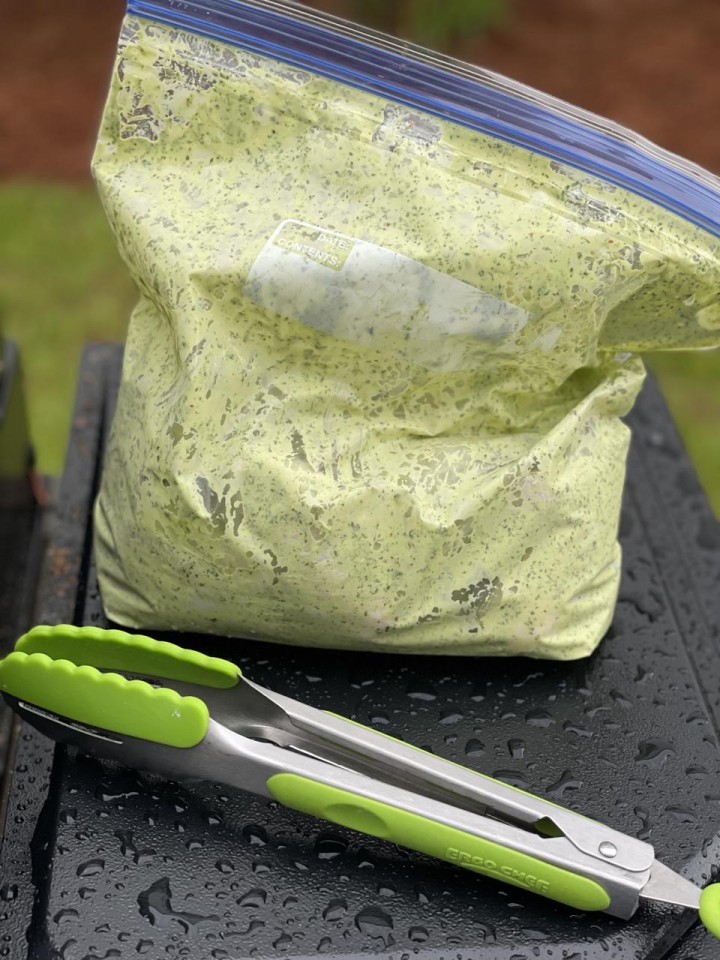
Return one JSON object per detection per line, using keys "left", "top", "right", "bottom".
{"left": 2, "top": 0, "right": 720, "bottom": 181}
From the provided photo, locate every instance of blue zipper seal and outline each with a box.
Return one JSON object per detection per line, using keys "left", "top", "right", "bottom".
{"left": 127, "top": 0, "right": 720, "bottom": 240}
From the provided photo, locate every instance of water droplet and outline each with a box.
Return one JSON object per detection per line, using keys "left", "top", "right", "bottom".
{"left": 78, "top": 887, "right": 95, "bottom": 900}
{"left": 634, "top": 806, "right": 652, "bottom": 841}
{"left": 317, "top": 937, "right": 332, "bottom": 953}
{"left": 408, "top": 925, "right": 428, "bottom": 943}
{"left": 136, "top": 940, "right": 154, "bottom": 955}
{"left": 185, "top": 839, "right": 203, "bottom": 851}
{"left": 242, "top": 824, "right": 267, "bottom": 846}
{"left": 635, "top": 740, "right": 675, "bottom": 767}
{"left": 0, "top": 885, "right": 17, "bottom": 902}
{"left": 508, "top": 738, "right": 525, "bottom": 759}
{"left": 464, "top": 738, "right": 485, "bottom": 758}
{"left": 415, "top": 887, "right": 430, "bottom": 904}
{"left": 60, "top": 808, "right": 77, "bottom": 825}
{"left": 322, "top": 898, "right": 347, "bottom": 921}
{"left": 252, "top": 860, "right": 271, "bottom": 874}
{"left": 525, "top": 709, "right": 555, "bottom": 727}
{"left": 315, "top": 834, "right": 348, "bottom": 860}
{"left": 231, "top": 918, "right": 265, "bottom": 938}
{"left": 349, "top": 671, "right": 375, "bottom": 689}
{"left": 665, "top": 805, "right": 697, "bottom": 824}
{"left": 609, "top": 689, "right": 632, "bottom": 709}
{"left": 115, "top": 829, "right": 155, "bottom": 864}
{"left": 598, "top": 754, "right": 619, "bottom": 769}
{"left": 273, "top": 932, "right": 293, "bottom": 950}
{"left": 477, "top": 921, "right": 497, "bottom": 942}
{"left": 547, "top": 770, "right": 582, "bottom": 799}
{"left": 377, "top": 884, "right": 395, "bottom": 897}
{"left": 562, "top": 720, "right": 593, "bottom": 738}
{"left": 439, "top": 710, "right": 463, "bottom": 725}
{"left": 493, "top": 769, "right": 530, "bottom": 790}
{"left": 406, "top": 684, "right": 437, "bottom": 701}
{"left": 355, "top": 906, "right": 394, "bottom": 945}
{"left": 137, "top": 877, "right": 219, "bottom": 933}
{"left": 77, "top": 859, "right": 105, "bottom": 878}
{"left": 237, "top": 887, "right": 267, "bottom": 909}
{"left": 370, "top": 712, "right": 389, "bottom": 725}
{"left": 95, "top": 785, "right": 139, "bottom": 803}
{"left": 53, "top": 909, "right": 79, "bottom": 925}
{"left": 206, "top": 813, "right": 223, "bottom": 827}
{"left": 686, "top": 766, "right": 708, "bottom": 780}
{"left": 115, "top": 829, "right": 133, "bottom": 855}
{"left": 215, "top": 859, "right": 234, "bottom": 874}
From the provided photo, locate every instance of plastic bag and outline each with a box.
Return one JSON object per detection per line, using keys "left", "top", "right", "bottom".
{"left": 92, "top": 0, "right": 720, "bottom": 657}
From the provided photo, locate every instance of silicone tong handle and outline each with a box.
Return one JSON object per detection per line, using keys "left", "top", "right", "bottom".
{"left": 267, "top": 710, "right": 613, "bottom": 912}
{"left": 700, "top": 885, "right": 720, "bottom": 939}
{"left": 16, "top": 624, "right": 240, "bottom": 688}
{"left": 0, "top": 624, "right": 242, "bottom": 748}
{"left": 0, "top": 651, "right": 208, "bottom": 748}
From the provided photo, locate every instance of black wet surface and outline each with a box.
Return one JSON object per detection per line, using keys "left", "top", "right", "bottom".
{"left": 0, "top": 347, "right": 718, "bottom": 960}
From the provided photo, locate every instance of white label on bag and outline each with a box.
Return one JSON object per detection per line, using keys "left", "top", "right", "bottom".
{"left": 244, "top": 220, "right": 528, "bottom": 372}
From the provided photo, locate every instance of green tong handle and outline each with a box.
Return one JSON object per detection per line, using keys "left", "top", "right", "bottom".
{"left": 700, "top": 886, "right": 720, "bottom": 939}
{"left": 268, "top": 774, "right": 609, "bottom": 910}
{"left": 0, "top": 625, "right": 241, "bottom": 748}
{"left": 15, "top": 625, "right": 240, "bottom": 688}
{"left": 0, "top": 651, "right": 209, "bottom": 749}
{"left": 267, "top": 772, "right": 610, "bottom": 912}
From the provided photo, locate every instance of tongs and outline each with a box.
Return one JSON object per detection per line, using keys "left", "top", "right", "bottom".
{"left": 1, "top": 624, "right": 718, "bottom": 938}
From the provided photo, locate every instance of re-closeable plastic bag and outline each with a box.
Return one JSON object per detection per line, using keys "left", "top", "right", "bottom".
{"left": 93, "top": 0, "right": 720, "bottom": 658}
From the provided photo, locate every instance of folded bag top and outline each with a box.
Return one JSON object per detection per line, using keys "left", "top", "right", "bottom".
{"left": 92, "top": 0, "right": 720, "bottom": 658}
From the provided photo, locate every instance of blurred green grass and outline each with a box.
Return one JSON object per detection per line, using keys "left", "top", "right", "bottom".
{"left": 1, "top": 182, "right": 718, "bottom": 516}
{"left": 645, "top": 350, "right": 720, "bottom": 516}
{"left": 0, "top": 183, "right": 135, "bottom": 473}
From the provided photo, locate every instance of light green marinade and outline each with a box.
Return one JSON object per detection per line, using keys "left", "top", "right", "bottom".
{"left": 92, "top": 15, "right": 720, "bottom": 657}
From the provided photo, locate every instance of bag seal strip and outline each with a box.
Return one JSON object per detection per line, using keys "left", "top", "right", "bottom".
{"left": 128, "top": 0, "right": 720, "bottom": 238}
